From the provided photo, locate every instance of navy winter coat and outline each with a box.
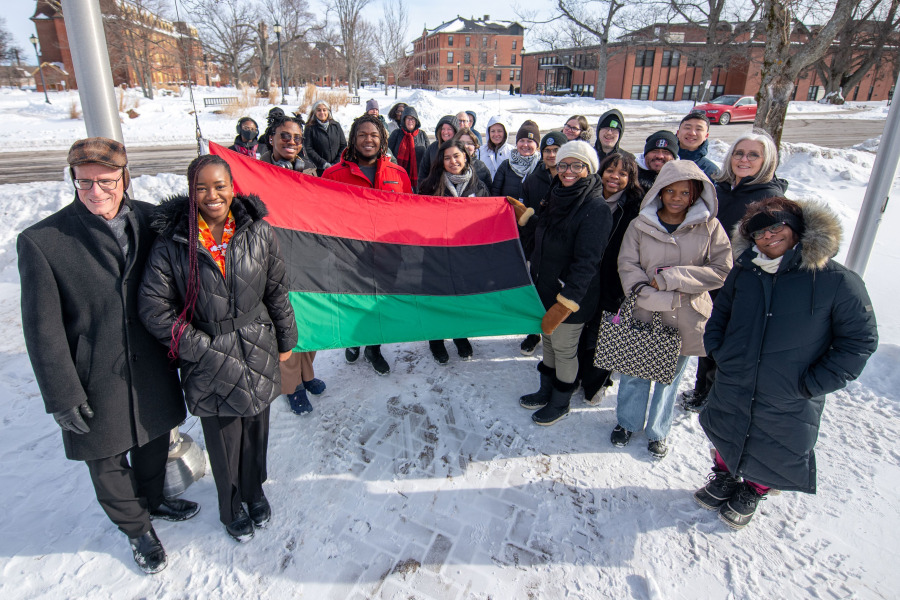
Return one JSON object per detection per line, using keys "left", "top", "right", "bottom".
{"left": 700, "top": 201, "right": 877, "bottom": 493}
{"left": 678, "top": 139, "right": 719, "bottom": 179}
{"left": 715, "top": 175, "right": 789, "bottom": 236}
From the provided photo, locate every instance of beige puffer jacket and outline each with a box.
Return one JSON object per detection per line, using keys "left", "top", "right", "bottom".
{"left": 616, "top": 160, "right": 732, "bottom": 356}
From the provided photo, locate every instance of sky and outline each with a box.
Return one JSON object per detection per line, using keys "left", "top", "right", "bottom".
{"left": 3, "top": 1, "right": 548, "bottom": 67}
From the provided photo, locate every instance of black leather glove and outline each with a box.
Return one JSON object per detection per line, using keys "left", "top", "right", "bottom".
{"left": 53, "top": 401, "right": 94, "bottom": 434}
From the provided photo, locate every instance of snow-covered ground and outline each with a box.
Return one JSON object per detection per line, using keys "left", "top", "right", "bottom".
{"left": 0, "top": 89, "right": 898, "bottom": 599}
{"left": 0, "top": 85, "right": 890, "bottom": 151}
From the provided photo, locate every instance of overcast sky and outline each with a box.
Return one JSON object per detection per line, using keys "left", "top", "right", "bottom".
{"left": 4, "top": 1, "right": 549, "bottom": 66}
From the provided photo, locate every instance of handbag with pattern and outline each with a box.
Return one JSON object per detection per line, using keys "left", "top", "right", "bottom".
{"left": 592, "top": 291, "right": 683, "bottom": 384}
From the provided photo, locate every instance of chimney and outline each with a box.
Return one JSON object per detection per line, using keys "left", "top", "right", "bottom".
{"left": 483, "top": 15, "right": 490, "bottom": 21}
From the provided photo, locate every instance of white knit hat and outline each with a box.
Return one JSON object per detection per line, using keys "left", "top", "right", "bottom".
{"left": 555, "top": 140, "right": 600, "bottom": 175}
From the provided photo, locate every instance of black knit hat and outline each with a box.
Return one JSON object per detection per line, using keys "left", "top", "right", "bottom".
{"left": 540, "top": 131, "right": 565, "bottom": 151}
{"left": 597, "top": 112, "right": 623, "bottom": 132}
{"left": 516, "top": 120, "right": 540, "bottom": 143}
{"left": 644, "top": 130, "right": 679, "bottom": 158}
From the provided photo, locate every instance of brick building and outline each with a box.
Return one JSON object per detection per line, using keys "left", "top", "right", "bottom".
{"left": 522, "top": 22, "right": 898, "bottom": 102}
{"left": 31, "top": 0, "right": 204, "bottom": 91}
{"left": 409, "top": 16, "right": 525, "bottom": 92}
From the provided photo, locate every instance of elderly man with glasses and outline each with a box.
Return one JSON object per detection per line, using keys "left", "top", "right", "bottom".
{"left": 17, "top": 137, "right": 198, "bottom": 574}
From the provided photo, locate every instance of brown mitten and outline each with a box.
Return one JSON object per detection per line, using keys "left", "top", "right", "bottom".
{"left": 506, "top": 196, "right": 534, "bottom": 226}
{"left": 541, "top": 302, "right": 573, "bottom": 335}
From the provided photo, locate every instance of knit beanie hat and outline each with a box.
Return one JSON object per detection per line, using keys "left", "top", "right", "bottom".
{"left": 644, "top": 130, "right": 679, "bottom": 158}
{"left": 516, "top": 120, "right": 540, "bottom": 143}
{"left": 555, "top": 140, "right": 599, "bottom": 175}
{"left": 365, "top": 99, "right": 379, "bottom": 112}
{"left": 540, "top": 131, "right": 566, "bottom": 152}
{"left": 597, "top": 112, "right": 623, "bottom": 133}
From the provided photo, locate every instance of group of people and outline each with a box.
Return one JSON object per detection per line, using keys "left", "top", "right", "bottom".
{"left": 19, "top": 100, "right": 877, "bottom": 576}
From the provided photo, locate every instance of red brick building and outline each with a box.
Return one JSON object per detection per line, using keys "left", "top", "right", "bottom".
{"left": 522, "top": 23, "right": 898, "bottom": 102}
{"left": 409, "top": 16, "right": 525, "bottom": 92}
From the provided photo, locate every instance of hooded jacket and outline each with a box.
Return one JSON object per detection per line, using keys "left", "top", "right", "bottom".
{"left": 715, "top": 175, "right": 789, "bottom": 237}
{"left": 530, "top": 175, "right": 614, "bottom": 324}
{"left": 481, "top": 116, "right": 514, "bottom": 179}
{"left": 138, "top": 194, "right": 298, "bottom": 418}
{"left": 700, "top": 201, "right": 877, "bottom": 493}
{"left": 386, "top": 102, "right": 407, "bottom": 134}
{"left": 417, "top": 115, "right": 460, "bottom": 191}
{"left": 387, "top": 106, "right": 430, "bottom": 179}
{"left": 594, "top": 109, "right": 634, "bottom": 161}
{"left": 678, "top": 139, "right": 719, "bottom": 179}
{"left": 303, "top": 116, "right": 347, "bottom": 175}
{"left": 617, "top": 160, "right": 733, "bottom": 356}
{"left": 465, "top": 110, "right": 483, "bottom": 146}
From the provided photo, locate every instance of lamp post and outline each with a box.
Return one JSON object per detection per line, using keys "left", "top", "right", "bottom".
{"left": 519, "top": 47, "right": 525, "bottom": 96}
{"left": 456, "top": 61, "right": 460, "bottom": 90}
{"left": 273, "top": 21, "right": 286, "bottom": 104}
{"left": 29, "top": 34, "right": 50, "bottom": 104}
{"left": 203, "top": 53, "right": 210, "bottom": 87}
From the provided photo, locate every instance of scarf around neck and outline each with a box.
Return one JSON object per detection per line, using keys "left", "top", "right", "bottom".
{"left": 546, "top": 176, "right": 599, "bottom": 229}
{"left": 443, "top": 169, "right": 473, "bottom": 197}
{"left": 397, "top": 129, "right": 419, "bottom": 182}
{"left": 751, "top": 244, "right": 784, "bottom": 273}
{"left": 509, "top": 149, "right": 539, "bottom": 179}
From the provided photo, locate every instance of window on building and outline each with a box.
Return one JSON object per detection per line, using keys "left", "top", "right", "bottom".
{"left": 482, "top": 36, "right": 487, "bottom": 46}
{"left": 447, "top": 51, "right": 453, "bottom": 63}
{"left": 630, "top": 85, "right": 650, "bottom": 100}
{"left": 465, "top": 36, "right": 471, "bottom": 47}
{"left": 448, "top": 35, "right": 454, "bottom": 46}
{"left": 464, "top": 52, "right": 471, "bottom": 64}
{"left": 516, "top": 70, "right": 521, "bottom": 81}
{"left": 510, "top": 70, "right": 515, "bottom": 80}
{"left": 662, "top": 50, "right": 680, "bottom": 67}
{"left": 512, "top": 40, "right": 517, "bottom": 50}
{"left": 635, "top": 50, "right": 655, "bottom": 67}
{"left": 480, "top": 52, "right": 487, "bottom": 64}
{"left": 496, "top": 70, "right": 502, "bottom": 82}
{"left": 806, "top": 86, "right": 820, "bottom": 101}
{"left": 447, "top": 70, "right": 453, "bottom": 82}
{"left": 480, "top": 71, "right": 486, "bottom": 82}
{"left": 657, "top": 85, "right": 675, "bottom": 101}
{"left": 511, "top": 54, "right": 516, "bottom": 65}
{"left": 682, "top": 85, "right": 699, "bottom": 100}
{"left": 464, "top": 70, "right": 470, "bottom": 82}
{"left": 868, "top": 85, "right": 876, "bottom": 101}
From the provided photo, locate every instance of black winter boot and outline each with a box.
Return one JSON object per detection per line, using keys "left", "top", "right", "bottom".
{"left": 694, "top": 467, "right": 741, "bottom": 510}
{"left": 718, "top": 482, "right": 766, "bottom": 530}
{"left": 532, "top": 376, "right": 575, "bottom": 426}
{"left": 519, "top": 362, "right": 555, "bottom": 410}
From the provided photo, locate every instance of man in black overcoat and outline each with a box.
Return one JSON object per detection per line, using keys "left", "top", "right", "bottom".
{"left": 17, "top": 138, "right": 199, "bottom": 574}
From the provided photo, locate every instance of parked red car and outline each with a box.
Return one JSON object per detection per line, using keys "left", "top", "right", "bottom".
{"left": 694, "top": 95, "right": 758, "bottom": 124}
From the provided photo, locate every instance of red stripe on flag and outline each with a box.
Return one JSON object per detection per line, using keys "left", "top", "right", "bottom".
{"left": 210, "top": 142, "right": 519, "bottom": 247}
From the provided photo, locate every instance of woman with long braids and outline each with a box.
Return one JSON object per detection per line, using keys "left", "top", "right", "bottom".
{"left": 139, "top": 155, "right": 298, "bottom": 543}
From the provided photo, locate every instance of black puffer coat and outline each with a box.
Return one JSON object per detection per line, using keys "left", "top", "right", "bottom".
{"left": 700, "top": 201, "right": 878, "bottom": 493}
{"left": 715, "top": 175, "right": 789, "bottom": 236}
{"left": 519, "top": 162, "right": 554, "bottom": 258}
{"left": 530, "top": 176, "right": 613, "bottom": 324}
{"left": 139, "top": 194, "right": 298, "bottom": 418}
{"left": 304, "top": 120, "right": 347, "bottom": 175}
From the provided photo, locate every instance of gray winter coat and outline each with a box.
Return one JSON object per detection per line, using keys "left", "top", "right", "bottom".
{"left": 18, "top": 196, "right": 185, "bottom": 461}
{"left": 139, "top": 194, "right": 298, "bottom": 418}
{"left": 700, "top": 201, "right": 878, "bottom": 493}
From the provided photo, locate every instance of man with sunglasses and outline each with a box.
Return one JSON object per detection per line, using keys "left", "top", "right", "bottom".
{"left": 17, "top": 137, "right": 197, "bottom": 574}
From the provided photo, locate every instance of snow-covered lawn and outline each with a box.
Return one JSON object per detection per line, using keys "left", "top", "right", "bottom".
{"left": 0, "top": 88, "right": 897, "bottom": 599}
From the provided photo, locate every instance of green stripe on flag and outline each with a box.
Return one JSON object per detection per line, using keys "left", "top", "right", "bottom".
{"left": 289, "top": 287, "right": 546, "bottom": 352}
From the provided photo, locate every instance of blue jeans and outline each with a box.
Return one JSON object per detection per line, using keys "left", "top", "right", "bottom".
{"left": 615, "top": 355, "right": 689, "bottom": 441}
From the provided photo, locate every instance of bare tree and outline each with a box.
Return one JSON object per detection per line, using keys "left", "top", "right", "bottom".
{"left": 185, "top": 0, "right": 257, "bottom": 86}
{"left": 813, "top": 0, "right": 900, "bottom": 103}
{"left": 664, "top": 0, "right": 762, "bottom": 97}
{"left": 323, "top": 0, "right": 373, "bottom": 93}
{"left": 376, "top": 0, "right": 411, "bottom": 98}
{"left": 754, "top": 0, "right": 860, "bottom": 145}
{"left": 262, "top": 0, "right": 320, "bottom": 93}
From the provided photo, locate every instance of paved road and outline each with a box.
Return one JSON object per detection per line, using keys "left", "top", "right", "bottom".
{"left": 0, "top": 118, "right": 887, "bottom": 185}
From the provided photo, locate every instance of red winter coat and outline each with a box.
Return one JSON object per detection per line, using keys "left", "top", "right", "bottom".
{"left": 322, "top": 153, "right": 412, "bottom": 193}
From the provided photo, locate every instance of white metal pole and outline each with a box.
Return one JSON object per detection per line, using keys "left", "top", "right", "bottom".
{"left": 63, "top": 0, "right": 124, "bottom": 142}
{"left": 845, "top": 70, "right": 900, "bottom": 277}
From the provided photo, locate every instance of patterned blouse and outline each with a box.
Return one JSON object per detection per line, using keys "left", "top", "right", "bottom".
{"left": 198, "top": 211, "right": 235, "bottom": 278}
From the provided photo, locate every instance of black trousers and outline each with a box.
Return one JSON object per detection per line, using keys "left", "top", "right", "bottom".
{"left": 85, "top": 432, "right": 169, "bottom": 538}
{"left": 201, "top": 407, "right": 270, "bottom": 525}
{"left": 692, "top": 355, "right": 717, "bottom": 396}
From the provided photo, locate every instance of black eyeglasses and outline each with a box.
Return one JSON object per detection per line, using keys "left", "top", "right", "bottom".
{"left": 557, "top": 162, "right": 587, "bottom": 174}
{"left": 278, "top": 132, "right": 303, "bottom": 143}
{"left": 750, "top": 222, "right": 786, "bottom": 240}
{"left": 74, "top": 171, "right": 124, "bottom": 191}
{"left": 563, "top": 123, "right": 582, "bottom": 132}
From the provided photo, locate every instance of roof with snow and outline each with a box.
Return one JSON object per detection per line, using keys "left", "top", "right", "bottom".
{"left": 425, "top": 16, "right": 524, "bottom": 36}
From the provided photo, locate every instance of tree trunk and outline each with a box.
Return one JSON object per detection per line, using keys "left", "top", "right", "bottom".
{"left": 257, "top": 23, "right": 271, "bottom": 93}
{"left": 754, "top": 74, "right": 793, "bottom": 147}
{"left": 593, "top": 43, "right": 608, "bottom": 101}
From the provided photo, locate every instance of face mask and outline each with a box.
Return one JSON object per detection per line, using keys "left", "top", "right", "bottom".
{"left": 240, "top": 129, "right": 258, "bottom": 143}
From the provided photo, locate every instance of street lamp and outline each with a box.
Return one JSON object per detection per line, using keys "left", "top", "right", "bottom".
{"left": 519, "top": 47, "right": 525, "bottom": 96}
{"left": 29, "top": 34, "right": 50, "bottom": 104}
{"left": 203, "top": 54, "right": 210, "bottom": 87}
{"left": 273, "top": 21, "right": 286, "bottom": 104}
{"left": 456, "top": 61, "right": 460, "bottom": 91}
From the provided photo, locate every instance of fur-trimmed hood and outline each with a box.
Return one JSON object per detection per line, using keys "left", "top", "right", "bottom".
{"left": 731, "top": 199, "right": 842, "bottom": 271}
{"left": 151, "top": 193, "right": 268, "bottom": 240}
